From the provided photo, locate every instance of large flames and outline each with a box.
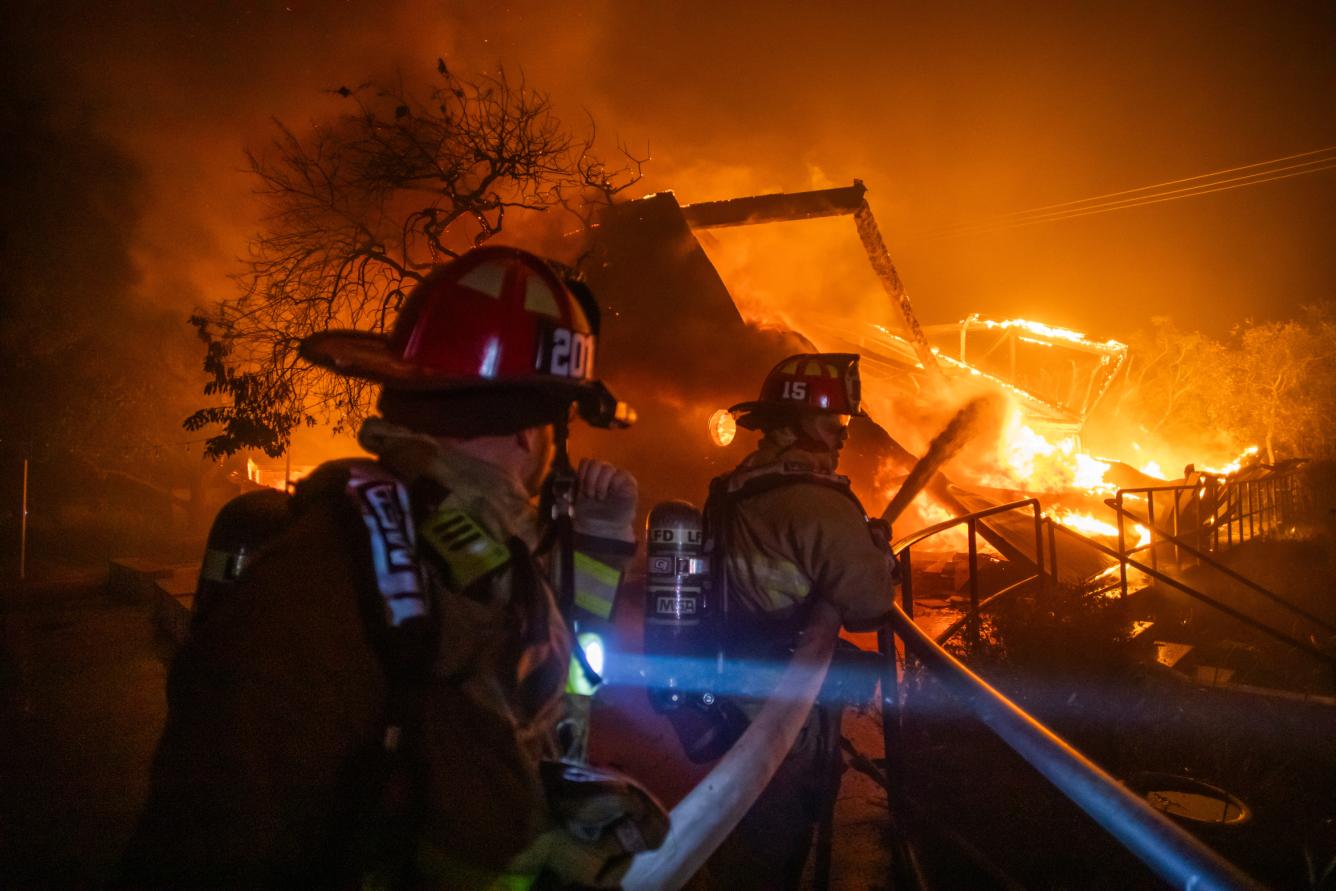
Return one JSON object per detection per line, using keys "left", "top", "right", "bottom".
{"left": 985, "top": 407, "right": 1118, "bottom": 495}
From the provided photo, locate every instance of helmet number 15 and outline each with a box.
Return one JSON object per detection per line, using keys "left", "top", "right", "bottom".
{"left": 782, "top": 380, "right": 807, "bottom": 400}
{"left": 550, "top": 327, "right": 592, "bottom": 379}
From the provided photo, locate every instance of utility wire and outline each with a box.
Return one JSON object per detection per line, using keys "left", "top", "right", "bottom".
{"left": 926, "top": 145, "right": 1336, "bottom": 240}
{"left": 931, "top": 154, "right": 1335, "bottom": 236}
{"left": 934, "top": 156, "right": 1336, "bottom": 238}
{"left": 943, "top": 145, "right": 1336, "bottom": 225}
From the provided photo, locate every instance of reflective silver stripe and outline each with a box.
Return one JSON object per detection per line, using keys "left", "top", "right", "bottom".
{"left": 200, "top": 548, "right": 250, "bottom": 583}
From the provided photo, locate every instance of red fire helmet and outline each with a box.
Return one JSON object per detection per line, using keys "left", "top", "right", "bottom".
{"left": 729, "top": 352, "right": 866, "bottom": 429}
{"left": 299, "top": 246, "right": 633, "bottom": 428}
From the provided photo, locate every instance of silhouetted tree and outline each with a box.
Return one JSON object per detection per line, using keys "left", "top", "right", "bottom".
{"left": 185, "top": 61, "right": 645, "bottom": 457}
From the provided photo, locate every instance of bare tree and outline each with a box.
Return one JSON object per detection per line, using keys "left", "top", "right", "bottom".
{"left": 185, "top": 61, "right": 646, "bottom": 457}
{"left": 1225, "top": 307, "right": 1336, "bottom": 463}
{"left": 1105, "top": 308, "right": 1336, "bottom": 463}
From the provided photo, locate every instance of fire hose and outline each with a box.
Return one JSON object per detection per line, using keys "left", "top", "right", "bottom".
{"left": 622, "top": 399, "right": 991, "bottom": 890}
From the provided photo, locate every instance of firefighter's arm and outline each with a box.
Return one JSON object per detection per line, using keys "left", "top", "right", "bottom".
{"left": 571, "top": 458, "right": 638, "bottom": 622}
{"left": 801, "top": 487, "right": 898, "bottom": 632}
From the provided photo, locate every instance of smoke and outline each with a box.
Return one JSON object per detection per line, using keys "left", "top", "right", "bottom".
{"left": 5, "top": 1, "right": 1333, "bottom": 475}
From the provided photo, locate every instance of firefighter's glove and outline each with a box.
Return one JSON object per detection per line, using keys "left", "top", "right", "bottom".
{"left": 574, "top": 458, "right": 638, "bottom": 544}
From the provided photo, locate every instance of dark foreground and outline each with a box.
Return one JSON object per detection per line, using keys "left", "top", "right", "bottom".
{"left": 0, "top": 575, "right": 169, "bottom": 888}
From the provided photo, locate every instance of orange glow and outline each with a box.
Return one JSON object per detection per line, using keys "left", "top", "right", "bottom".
{"left": 246, "top": 458, "right": 313, "bottom": 492}
{"left": 1198, "top": 445, "right": 1260, "bottom": 476}
{"left": 1048, "top": 507, "right": 1151, "bottom": 548}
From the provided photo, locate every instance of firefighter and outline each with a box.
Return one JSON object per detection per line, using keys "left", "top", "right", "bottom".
{"left": 118, "top": 247, "right": 664, "bottom": 889}
{"left": 698, "top": 352, "right": 896, "bottom": 890}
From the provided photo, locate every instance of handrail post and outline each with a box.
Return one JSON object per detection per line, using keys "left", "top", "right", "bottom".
{"left": 967, "top": 518, "right": 980, "bottom": 649}
{"left": 1147, "top": 493, "right": 1159, "bottom": 575}
{"left": 1047, "top": 517, "right": 1058, "bottom": 583}
{"left": 1227, "top": 482, "right": 1235, "bottom": 549}
{"left": 1172, "top": 489, "right": 1182, "bottom": 572}
{"left": 1239, "top": 480, "right": 1250, "bottom": 545}
{"left": 876, "top": 625, "right": 903, "bottom": 791}
{"left": 1031, "top": 500, "right": 1045, "bottom": 590}
{"left": 1209, "top": 477, "right": 1219, "bottom": 553}
{"left": 1116, "top": 492, "right": 1128, "bottom": 600}
{"left": 900, "top": 548, "right": 915, "bottom": 670}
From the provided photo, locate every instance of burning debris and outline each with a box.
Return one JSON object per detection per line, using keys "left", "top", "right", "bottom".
{"left": 579, "top": 180, "right": 1266, "bottom": 593}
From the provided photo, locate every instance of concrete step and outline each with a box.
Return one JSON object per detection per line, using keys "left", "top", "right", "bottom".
{"left": 151, "top": 565, "right": 200, "bottom": 645}
{"left": 107, "top": 557, "right": 173, "bottom": 603}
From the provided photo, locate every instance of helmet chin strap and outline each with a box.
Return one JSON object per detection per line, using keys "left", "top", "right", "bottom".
{"left": 540, "top": 414, "right": 576, "bottom": 612}
{"left": 789, "top": 415, "right": 838, "bottom": 455}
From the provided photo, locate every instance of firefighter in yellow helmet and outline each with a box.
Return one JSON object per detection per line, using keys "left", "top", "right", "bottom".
{"left": 698, "top": 352, "right": 896, "bottom": 890}
{"left": 119, "top": 247, "right": 665, "bottom": 889}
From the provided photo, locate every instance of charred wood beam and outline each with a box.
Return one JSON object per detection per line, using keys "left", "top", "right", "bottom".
{"left": 681, "top": 180, "right": 943, "bottom": 379}
{"left": 852, "top": 201, "right": 944, "bottom": 379}
{"left": 679, "top": 181, "right": 869, "bottom": 229}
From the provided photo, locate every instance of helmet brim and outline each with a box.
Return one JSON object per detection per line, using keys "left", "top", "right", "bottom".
{"left": 728, "top": 400, "right": 867, "bottom": 430}
{"left": 299, "top": 329, "right": 633, "bottom": 428}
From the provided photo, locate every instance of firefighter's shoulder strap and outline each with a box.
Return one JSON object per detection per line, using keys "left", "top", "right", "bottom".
{"left": 709, "top": 460, "right": 868, "bottom": 518}
{"left": 703, "top": 461, "right": 894, "bottom": 606}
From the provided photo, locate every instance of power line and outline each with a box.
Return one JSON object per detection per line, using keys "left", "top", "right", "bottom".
{"left": 925, "top": 146, "right": 1336, "bottom": 240}
{"left": 931, "top": 154, "right": 1335, "bottom": 236}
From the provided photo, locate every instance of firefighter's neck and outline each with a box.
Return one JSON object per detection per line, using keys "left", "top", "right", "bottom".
{"left": 760, "top": 422, "right": 843, "bottom": 470}
{"left": 438, "top": 425, "right": 554, "bottom": 497}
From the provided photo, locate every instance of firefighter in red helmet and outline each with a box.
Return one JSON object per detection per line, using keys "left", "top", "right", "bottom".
{"left": 120, "top": 247, "right": 664, "bottom": 889}
{"left": 697, "top": 352, "right": 896, "bottom": 890}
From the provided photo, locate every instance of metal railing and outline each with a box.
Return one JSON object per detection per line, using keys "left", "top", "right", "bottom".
{"left": 1102, "top": 500, "right": 1335, "bottom": 637}
{"left": 1046, "top": 519, "right": 1335, "bottom": 668}
{"left": 878, "top": 498, "right": 1268, "bottom": 890}
{"left": 1111, "top": 463, "right": 1310, "bottom": 592}
{"left": 890, "top": 498, "right": 1046, "bottom": 649}
{"left": 1112, "top": 464, "right": 1310, "bottom": 587}
{"left": 879, "top": 599, "right": 1263, "bottom": 890}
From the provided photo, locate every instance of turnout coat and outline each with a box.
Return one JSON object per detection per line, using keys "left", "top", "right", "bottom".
{"left": 120, "top": 441, "right": 630, "bottom": 888}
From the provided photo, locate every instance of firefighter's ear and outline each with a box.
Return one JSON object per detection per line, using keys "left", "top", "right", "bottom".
{"left": 514, "top": 424, "right": 554, "bottom": 458}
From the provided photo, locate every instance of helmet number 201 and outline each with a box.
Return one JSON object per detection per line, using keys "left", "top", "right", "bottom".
{"left": 782, "top": 380, "right": 807, "bottom": 400}
{"left": 550, "top": 327, "right": 591, "bottom": 379}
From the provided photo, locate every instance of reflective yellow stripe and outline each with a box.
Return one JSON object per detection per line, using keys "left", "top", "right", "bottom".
{"left": 573, "top": 551, "right": 620, "bottom": 619}
{"left": 729, "top": 552, "right": 811, "bottom": 613}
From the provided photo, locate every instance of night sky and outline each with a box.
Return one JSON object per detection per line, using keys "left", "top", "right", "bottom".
{"left": 5, "top": 0, "right": 1334, "bottom": 341}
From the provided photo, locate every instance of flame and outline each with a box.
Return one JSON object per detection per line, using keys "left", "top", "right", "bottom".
{"left": 893, "top": 496, "right": 998, "bottom": 555}
{"left": 1138, "top": 460, "right": 1166, "bottom": 479}
{"left": 974, "top": 316, "right": 1125, "bottom": 350}
{"left": 983, "top": 407, "right": 1116, "bottom": 495}
{"left": 978, "top": 317, "right": 1090, "bottom": 344}
{"left": 245, "top": 459, "right": 314, "bottom": 492}
{"left": 1198, "top": 445, "right": 1259, "bottom": 476}
{"left": 1048, "top": 507, "right": 1151, "bottom": 548}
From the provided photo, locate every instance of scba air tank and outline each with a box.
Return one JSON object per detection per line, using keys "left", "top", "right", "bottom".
{"left": 644, "top": 500, "right": 714, "bottom": 710}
